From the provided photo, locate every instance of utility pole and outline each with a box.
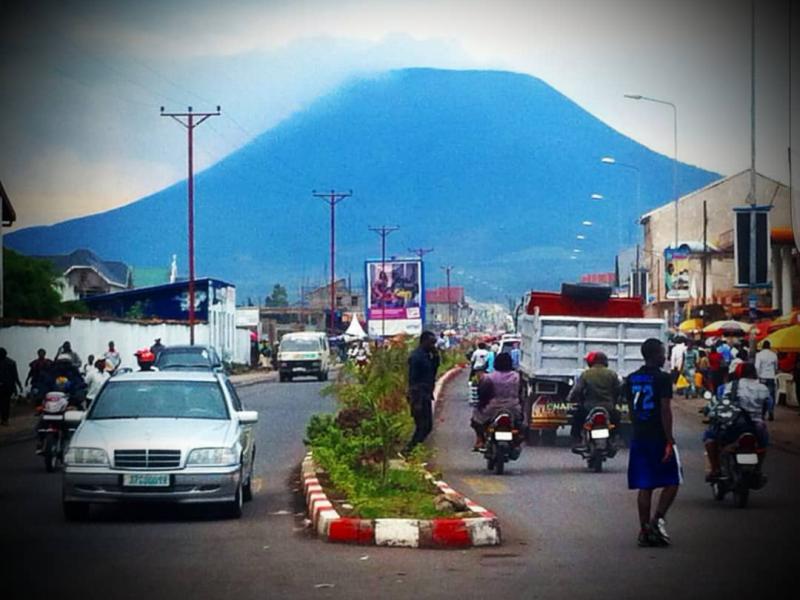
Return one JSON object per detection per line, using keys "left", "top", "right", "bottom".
{"left": 408, "top": 247, "right": 434, "bottom": 260}
{"left": 313, "top": 190, "right": 352, "bottom": 335}
{"left": 702, "top": 200, "right": 708, "bottom": 313}
{"left": 369, "top": 225, "right": 400, "bottom": 337}
{"left": 161, "top": 105, "right": 221, "bottom": 345}
{"left": 441, "top": 265, "right": 454, "bottom": 328}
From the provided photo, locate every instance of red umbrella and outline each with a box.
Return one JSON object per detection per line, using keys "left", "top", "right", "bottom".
{"left": 752, "top": 321, "right": 772, "bottom": 342}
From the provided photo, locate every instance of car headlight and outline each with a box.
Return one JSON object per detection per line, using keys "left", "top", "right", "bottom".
{"left": 64, "top": 447, "right": 109, "bottom": 466}
{"left": 186, "top": 447, "right": 238, "bottom": 466}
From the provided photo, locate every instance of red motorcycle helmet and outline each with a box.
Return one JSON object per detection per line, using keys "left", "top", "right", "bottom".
{"left": 135, "top": 348, "right": 156, "bottom": 369}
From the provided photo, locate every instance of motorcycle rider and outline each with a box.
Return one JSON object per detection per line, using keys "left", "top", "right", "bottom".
{"left": 469, "top": 352, "right": 522, "bottom": 451}
{"left": 54, "top": 341, "right": 81, "bottom": 369}
{"left": 469, "top": 342, "right": 490, "bottom": 378}
{"left": 703, "top": 362, "right": 770, "bottom": 481}
{"left": 134, "top": 349, "right": 157, "bottom": 371}
{"left": 34, "top": 376, "right": 72, "bottom": 454}
{"left": 26, "top": 349, "right": 53, "bottom": 405}
{"left": 568, "top": 351, "right": 622, "bottom": 451}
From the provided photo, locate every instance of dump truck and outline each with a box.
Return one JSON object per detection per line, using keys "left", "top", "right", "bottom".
{"left": 518, "top": 284, "right": 667, "bottom": 445}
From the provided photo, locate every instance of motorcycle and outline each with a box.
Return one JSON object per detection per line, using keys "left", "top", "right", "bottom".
{"left": 703, "top": 392, "right": 767, "bottom": 508}
{"left": 481, "top": 410, "right": 523, "bottom": 475}
{"left": 571, "top": 406, "right": 617, "bottom": 473}
{"left": 36, "top": 391, "right": 79, "bottom": 472}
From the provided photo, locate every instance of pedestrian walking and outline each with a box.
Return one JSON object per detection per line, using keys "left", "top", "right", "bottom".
{"left": 84, "top": 359, "right": 109, "bottom": 409}
{"left": 403, "top": 331, "right": 440, "bottom": 454}
{"left": 755, "top": 341, "right": 778, "bottom": 421}
{"left": 626, "top": 338, "right": 682, "bottom": 547}
{"left": 0, "top": 348, "right": 23, "bottom": 426}
{"left": 682, "top": 341, "right": 699, "bottom": 398}
{"left": 150, "top": 338, "right": 166, "bottom": 357}
{"left": 104, "top": 341, "right": 121, "bottom": 373}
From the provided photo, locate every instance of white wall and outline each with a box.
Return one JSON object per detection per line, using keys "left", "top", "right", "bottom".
{"left": 0, "top": 316, "right": 252, "bottom": 371}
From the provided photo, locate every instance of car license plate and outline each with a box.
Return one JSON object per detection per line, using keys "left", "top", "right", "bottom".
{"left": 123, "top": 473, "right": 170, "bottom": 487}
{"left": 494, "top": 431, "right": 513, "bottom": 441}
{"left": 42, "top": 414, "right": 64, "bottom": 421}
{"left": 591, "top": 428, "right": 610, "bottom": 439}
{"left": 293, "top": 367, "right": 307, "bottom": 372}
{"left": 736, "top": 453, "right": 758, "bottom": 465}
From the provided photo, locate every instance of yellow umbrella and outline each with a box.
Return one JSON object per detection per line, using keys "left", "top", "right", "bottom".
{"left": 763, "top": 324, "right": 800, "bottom": 352}
{"left": 678, "top": 318, "right": 703, "bottom": 332}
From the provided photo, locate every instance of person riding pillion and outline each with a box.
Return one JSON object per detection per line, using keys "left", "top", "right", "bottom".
{"left": 469, "top": 352, "right": 522, "bottom": 450}
{"left": 567, "top": 351, "right": 622, "bottom": 449}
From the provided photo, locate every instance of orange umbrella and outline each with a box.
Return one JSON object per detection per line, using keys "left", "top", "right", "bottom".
{"left": 752, "top": 320, "right": 772, "bottom": 341}
{"left": 769, "top": 310, "right": 800, "bottom": 332}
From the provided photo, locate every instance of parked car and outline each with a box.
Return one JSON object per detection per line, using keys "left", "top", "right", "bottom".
{"left": 277, "top": 332, "right": 330, "bottom": 382}
{"left": 61, "top": 371, "right": 258, "bottom": 520}
{"left": 154, "top": 344, "right": 225, "bottom": 372}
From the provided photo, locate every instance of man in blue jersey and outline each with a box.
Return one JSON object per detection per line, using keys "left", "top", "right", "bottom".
{"left": 626, "top": 338, "right": 682, "bottom": 547}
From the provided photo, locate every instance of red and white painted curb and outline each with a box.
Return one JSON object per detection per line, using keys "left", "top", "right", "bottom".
{"left": 301, "top": 454, "right": 500, "bottom": 548}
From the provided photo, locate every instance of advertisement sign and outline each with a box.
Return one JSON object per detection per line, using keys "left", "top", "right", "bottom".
{"left": 365, "top": 259, "right": 424, "bottom": 333}
{"left": 366, "top": 260, "right": 422, "bottom": 319}
{"left": 664, "top": 246, "right": 691, "bottom": 300}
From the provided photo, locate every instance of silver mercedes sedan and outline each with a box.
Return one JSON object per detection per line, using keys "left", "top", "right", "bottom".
{"left": 61, "top": 371, "right": 258, "bottom": 521}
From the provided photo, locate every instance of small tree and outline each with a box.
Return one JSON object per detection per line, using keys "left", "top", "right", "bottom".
{"left": 2, "top": 248, "right": 63, "bottom": 319}
{"left": 264, "top": 283, "right": 289, "bottom": 307}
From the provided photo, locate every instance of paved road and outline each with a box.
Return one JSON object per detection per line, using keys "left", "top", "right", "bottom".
{"left": 1, "top": 373, "right": 798, "bottom": 600}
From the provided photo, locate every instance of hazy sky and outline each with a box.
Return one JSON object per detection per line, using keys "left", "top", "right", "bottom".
{"left": 1, "top": 0, "right": 797, "bottom": 231}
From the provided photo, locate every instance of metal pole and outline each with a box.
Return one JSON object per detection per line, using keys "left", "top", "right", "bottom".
{"left": 672, "top": 102, "right": 680, "bottom": 327}
{"left": 702, "top": 200, "right": 708, "bottom": 311}
{"left": 161, "top": 106, "right": 220, "bottom": 345}
{"left": 748, "top": 0, "right": 758, "bottom": 332}
{"left": 368, "top": 225, "right": 399, "bottom": 338}
{"left": 187, "top": 114, "right": 195, "bottom": 344}
{"left": 330, "top": 192, "right": 336, "bottom": 336}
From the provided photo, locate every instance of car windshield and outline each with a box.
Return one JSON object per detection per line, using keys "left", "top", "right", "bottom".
{"left": 281, "top": 339, "right": 320, "bottom": 352}
{"left": 90, "top": 381, "right": 229, "bottom": 420}
{"left": 157, "top": 350, "right": 214, "bottom": 368}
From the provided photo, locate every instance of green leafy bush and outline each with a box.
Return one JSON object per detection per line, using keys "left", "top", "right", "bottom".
{"left": 305, "top": 342, "right": 451, "bottom": 518}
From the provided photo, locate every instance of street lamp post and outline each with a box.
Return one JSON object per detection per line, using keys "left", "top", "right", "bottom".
{"left": 601, "top": 156, "right": 641, "bottom": 245}
{"left": 625, "top": 94, "right": 679, "bottom": 323}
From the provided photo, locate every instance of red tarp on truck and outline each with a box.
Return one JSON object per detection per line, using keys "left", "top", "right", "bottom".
{"left": 525, "top": 291, "right": 644, "bottom": 319}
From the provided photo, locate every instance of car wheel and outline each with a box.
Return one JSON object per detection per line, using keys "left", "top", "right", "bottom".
{"left": 63, "top": 501, "right": 90, "bottom": 522}
{"left": 226, "top": 478, "right": 243, "bottom": 519}
{"left": 242, "top": 461, "right": 254, "bottom": 502}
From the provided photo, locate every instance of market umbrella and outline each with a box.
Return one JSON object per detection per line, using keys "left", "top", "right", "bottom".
{"left": 678, "top": 318, "right": 704, "bottom": 332}
{"left": 763, "top": 325, "right": 800, "bottom": 352}
{"left": 769, "top": 310, "right": 800, "bottom": 332}
{"left": 751, "top": 320, "right": 772, "bottom": 342}
{"left": 702, "top": 320, "right": 752, "bottom": 336}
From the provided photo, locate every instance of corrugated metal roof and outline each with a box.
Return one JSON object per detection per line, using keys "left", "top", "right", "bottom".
{"left": 34, "top": 248, "right": 130, "bottom": 287}
{"left": 426, "top": 287, "right": 465, "bottom": 304}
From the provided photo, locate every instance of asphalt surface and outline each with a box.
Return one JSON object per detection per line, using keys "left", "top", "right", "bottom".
{"left": 1, "top": 373, "right": 798, "bottom": 600}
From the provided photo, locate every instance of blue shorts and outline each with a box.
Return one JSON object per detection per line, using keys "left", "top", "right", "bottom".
{"left": 628, "top": 439, "right": 683, "bottom": 490}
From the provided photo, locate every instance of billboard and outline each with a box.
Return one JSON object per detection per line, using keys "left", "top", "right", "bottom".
{"left": 365, "top": 259, "right": 424, "bottom": 335}
{"left": 664, "top": 246, "right": 691, "bottom": 300}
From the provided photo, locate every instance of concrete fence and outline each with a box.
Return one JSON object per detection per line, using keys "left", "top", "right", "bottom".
{"left": 0, "top": 316, "right": 251, "bottom": 372}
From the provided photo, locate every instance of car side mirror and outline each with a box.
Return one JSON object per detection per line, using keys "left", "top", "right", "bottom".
{"left": 237, "top": 410, "right": 258, "bottom": 425}
{"left": 64, "top": 411, "right": 85, "bottom": 424}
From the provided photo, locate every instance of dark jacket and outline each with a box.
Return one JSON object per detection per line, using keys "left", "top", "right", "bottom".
{"left": 0, "top": 357, "right": 22, "bottom": 393}
{"left": 408, "top": 346, "right": 440, "bottom": 402}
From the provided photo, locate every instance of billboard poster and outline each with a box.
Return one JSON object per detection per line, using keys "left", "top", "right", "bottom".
{"left": 664, "top": 246, "right": 691, "bottom": 300}
{"left": 365, "top": 259, "right": 423, "bottom": 322}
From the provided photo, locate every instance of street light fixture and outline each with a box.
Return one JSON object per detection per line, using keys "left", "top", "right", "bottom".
{"left": 591, "top": 193, "right": 604, "bottom": 200}
{"left": 625, "top": 92, "right": 679, "bottom": 322}
{"left": 576, "top": 234, "right": 586, "bottom": 240}
{"left": 601, "top": 155, "right": 642, "bottom": 245}
{"left": 582, "top": 220, "right": 593, "bottom": 226}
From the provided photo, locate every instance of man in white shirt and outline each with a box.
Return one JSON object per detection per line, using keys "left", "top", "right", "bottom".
{"left": 103, "top": 341, "right": 121, "bottom": 373}
{"left": 470, "top": 343, "right": 490, "bottom": 377}
{"left": 754, "top": 341, "right": 778, "bottom": 421}
{"left": 84, "top": 359, "right": 109, "bottom": 408}
{"left": 670, "top": 340, "right": 686, "bottom": 382}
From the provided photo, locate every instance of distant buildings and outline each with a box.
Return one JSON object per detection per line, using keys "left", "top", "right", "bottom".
{"left": 33, "top": 248, "right": 132, "bottom": 302}
{"left": 639, "top": 169, "right": 797, "bottom": 320}
{"left": 425, "top": 286, "right": 466, "bottom": 327}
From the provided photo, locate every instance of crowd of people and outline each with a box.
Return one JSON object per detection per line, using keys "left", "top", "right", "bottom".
{"left": 0, "top": 338, "right": 168, "bottom": 426}
{"left": 668, "top": 336, "right": 799, "bottom": 420}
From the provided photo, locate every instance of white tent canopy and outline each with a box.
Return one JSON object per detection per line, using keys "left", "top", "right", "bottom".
{"left": 344, "top": 314, "right": 367, "bottom": 340}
